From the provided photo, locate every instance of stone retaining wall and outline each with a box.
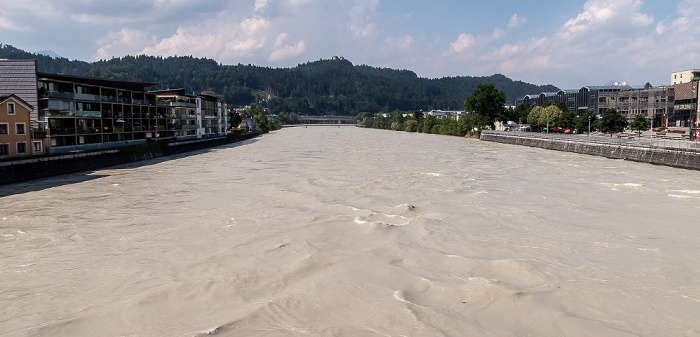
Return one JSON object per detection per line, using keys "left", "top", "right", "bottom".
{"left": 0, "top": 133, "right": 258, "bottom": 185}
{"left": 480, "top": 132, "right": 700, "bottom": 171}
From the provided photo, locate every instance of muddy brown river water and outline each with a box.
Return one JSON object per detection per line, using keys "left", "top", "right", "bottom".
{"left": 1, "top": 126, "right": 699, "bottom": 336}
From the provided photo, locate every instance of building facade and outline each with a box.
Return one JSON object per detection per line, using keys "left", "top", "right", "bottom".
{"left": 516, "top": 85, "right": 674, "bottom": 127}
{"left": 0, "top": 94, "right": 45, "bottom": 158}
{"left": 671, "top": 81, "right": 698, "bottom": 127}
{"left": 671, "top": 69, "right": 700, "bottom": 85}
{"left": 0, "top": 60, "right": 38, "bottom": 124}
{"left": 150, "top": 89, "right": 228, "bottom": 139}
{"left": 37, "top": 73, "right": 173, "bottom": 153}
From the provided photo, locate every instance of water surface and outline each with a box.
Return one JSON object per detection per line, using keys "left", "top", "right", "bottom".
{"left": 2, "top": 127, "right": 699, "bottom": 336}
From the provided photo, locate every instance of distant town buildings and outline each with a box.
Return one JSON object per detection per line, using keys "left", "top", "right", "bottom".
{"left": 0, "top": 59, "right": 233, "bottom": 158}
{"left": 515, "top": 75, "right": 694, "bottom": 128}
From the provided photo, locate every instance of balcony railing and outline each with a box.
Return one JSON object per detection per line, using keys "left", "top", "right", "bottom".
{"left": 76, "top": 110, "right": 102, "bottom": 118}
{"left": 175, "top": 114, "right": 197, "bottom": 119}
{"left": 165, "top": 102, "right": 197, "bottom": 108}
{"left": 176, "top": 125, "right": 198, "bottom": 130}
{"left": 48, "top": 110, "right": 75, "bottom": 117}
{"left": 47, "top": 128, "right": 76, "bottom": 135}
{"left": 75, "top": 93, "right": 101, "bottom": 101}
{"left": 48, "top": 91, "right": 74, "bottom": 99}
{"left": 76, "top": 127, "right": 101, "bottom": 134}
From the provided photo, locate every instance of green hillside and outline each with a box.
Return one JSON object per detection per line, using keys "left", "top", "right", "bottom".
{"left": 0, "top": 44, "right": 558, "bottom": 115}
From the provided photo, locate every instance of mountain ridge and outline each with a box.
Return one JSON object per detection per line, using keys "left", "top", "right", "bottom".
{"left": 0, "top": 44, "right": 559, "bottom": 115}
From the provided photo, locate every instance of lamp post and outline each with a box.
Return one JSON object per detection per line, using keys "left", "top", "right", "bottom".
{"left": 588, "top": 115, "right": 591, "bottom": 141}
{"left": 650, "top": 118, "right": 653, "bottom": 147}
{"left": 546, "top": 114, "right": 549, "bottom": 134}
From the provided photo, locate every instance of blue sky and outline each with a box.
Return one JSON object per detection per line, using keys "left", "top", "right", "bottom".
{"left": 0, "top": 0, "right": 695, "bottom": 89}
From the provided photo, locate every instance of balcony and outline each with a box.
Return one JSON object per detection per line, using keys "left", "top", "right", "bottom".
{"left": 48, "top": 91, "right": 74, "bottom": 100}
{"left": 48, "top": 110, "right": 75, "bottom": 117}
{"left": 75, "top": 93, "right": 101, "bottom": 101}
{"left": 175, "top": 114, "right": 197, "bottom": 119}
{"left": 76, "top": 110, "right": 102, "bottom": 118}
{"left": 176, "top": 125, "right": 198, "bottom": 130}
{"left": 76, "top": 127, "right": 101, "bottom": 134}
{"left": 170, "top": 102, "right": 197, "bottom": 108}
{"left": 47, "top": 128, "right": 76, "bottom": 135}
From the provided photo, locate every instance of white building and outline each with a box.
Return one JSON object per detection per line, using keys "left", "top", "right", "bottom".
{"left": 671, "top": 69, "right": 700, "bottom": 85}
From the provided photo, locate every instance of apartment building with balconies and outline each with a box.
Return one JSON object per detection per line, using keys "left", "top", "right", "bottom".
{"left": 150, "top": 89, "right": 227, "bottom": 139}
{"left": 36, "top": 73, "right": 176, "bottom": 153}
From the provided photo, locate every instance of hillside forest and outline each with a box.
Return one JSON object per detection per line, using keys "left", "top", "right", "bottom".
{"left": 0, "top": 44, "right": 559, "bottom": 116}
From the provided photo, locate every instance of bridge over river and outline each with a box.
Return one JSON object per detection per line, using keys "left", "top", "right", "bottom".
{"left": 291, "top": 116, "right": 357, "bottom": 125}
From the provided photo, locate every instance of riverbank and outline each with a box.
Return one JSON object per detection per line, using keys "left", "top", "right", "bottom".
{"left": 480, "top": 130, "right": 700, "bottom": 171}
{"left": 0, "top": 132, "right": 258, "bottom": 185}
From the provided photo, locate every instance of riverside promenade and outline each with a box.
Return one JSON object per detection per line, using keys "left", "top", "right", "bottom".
{"left": 480, "top": 130, "right": 700, "bottom": 171}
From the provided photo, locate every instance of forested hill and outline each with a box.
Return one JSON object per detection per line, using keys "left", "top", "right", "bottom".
{"left": 0, "top": 44, "right": 558, "bottom": 115}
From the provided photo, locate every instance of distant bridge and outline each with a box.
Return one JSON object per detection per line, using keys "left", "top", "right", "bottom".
{"left": 297, "top": 116, "right": 357, "bottom": 124}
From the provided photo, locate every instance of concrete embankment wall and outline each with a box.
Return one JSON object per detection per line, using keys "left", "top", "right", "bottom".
{"left": 0, "top": 133, "right": 258, "bottom": 185}
{"left": 480, "top": 132, "right": 700, "bottom": 171}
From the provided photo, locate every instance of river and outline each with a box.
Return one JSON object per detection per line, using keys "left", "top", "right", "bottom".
{"left": 1, "top": 126, "right": 700, "bottom": 336}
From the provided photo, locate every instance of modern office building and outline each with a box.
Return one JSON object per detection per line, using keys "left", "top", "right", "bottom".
{"left": 516, "top": 85, "right": 674, "bottom": 127}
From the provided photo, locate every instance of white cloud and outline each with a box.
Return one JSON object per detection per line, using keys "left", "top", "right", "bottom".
{"left": 508, "top": 14, "right": 527, "bottom": 29}
{"left": 269, "top": 39, "right": 306, "bottom": 62}
{"left": 255, "top": 0, "right": 269, "bottom": 11}
{"left": 95, "top": 28, "right": 156, "bottom": 60}
{"left": 449, "top": 33, "right": 475, "bottom": 53}
{"left": 446, "top": 28, "right": 505, "bottom": 54}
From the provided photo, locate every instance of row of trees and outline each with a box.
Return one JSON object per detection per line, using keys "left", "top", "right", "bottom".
{"left": 359, "top": 82, "right": 649, "bottom": 138}
{"left": 357, "top": 110, "right": 483, "bottom": 137}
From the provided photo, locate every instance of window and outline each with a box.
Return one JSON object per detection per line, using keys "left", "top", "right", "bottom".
{"left": 16, "top": 142, "right": 26, "bottom": 154}
{"left": 33, "top": 141, "right": 43, "bottom": 153}
{"left": 7, "top": 102, "right": 15, "bottom": 115}
{"left": 0, "top": 123, "right": 7, "bottom": 135}
{"left": 16, "top": 123, "right": 26, "bottom": 135}
{"left": 0, "top": 144, "right": 8, "bottom": 155}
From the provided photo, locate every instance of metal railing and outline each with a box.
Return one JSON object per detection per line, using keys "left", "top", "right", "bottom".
{"left": 482, "top": 130, "right": 700, "bottom": 151}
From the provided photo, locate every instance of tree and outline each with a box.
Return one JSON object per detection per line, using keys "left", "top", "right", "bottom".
{"left": 246, "top": 105, "right": 272, "bottom": 133}
{"left": 556, "top": 110, "right": 577, "bottom": 131}
{"left": 513, "top": 102, "right": 532, "bottom": 124}
{"left": 599, "top": 108, "right": 629, "bottom": 136}
{"left": 574, "top": 110, "right": 598, "bottom": 134}
{"left": 528, "top": 106, "right": 545, "bottom": 129}
{"left": 556, "top": 102, "right": 568, "bottom": 113}
{"left": 543, "top": 106, "right": 563, "bottom": 130}
{"left": 463, "top": 83, "right": 506, "bottom": 130}
{"left": 228, "top": 110, "right": 242, "bottom": 130}
{"left": 644, "top": 82, "right": 653, "bottom": 89}
{"left": 630, "top": 114, "right": 649, "bottom": 136}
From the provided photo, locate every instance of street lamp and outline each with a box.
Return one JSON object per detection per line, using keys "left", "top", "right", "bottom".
{"left": 588, "top": 115, "right": 591, "bottom": 141}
